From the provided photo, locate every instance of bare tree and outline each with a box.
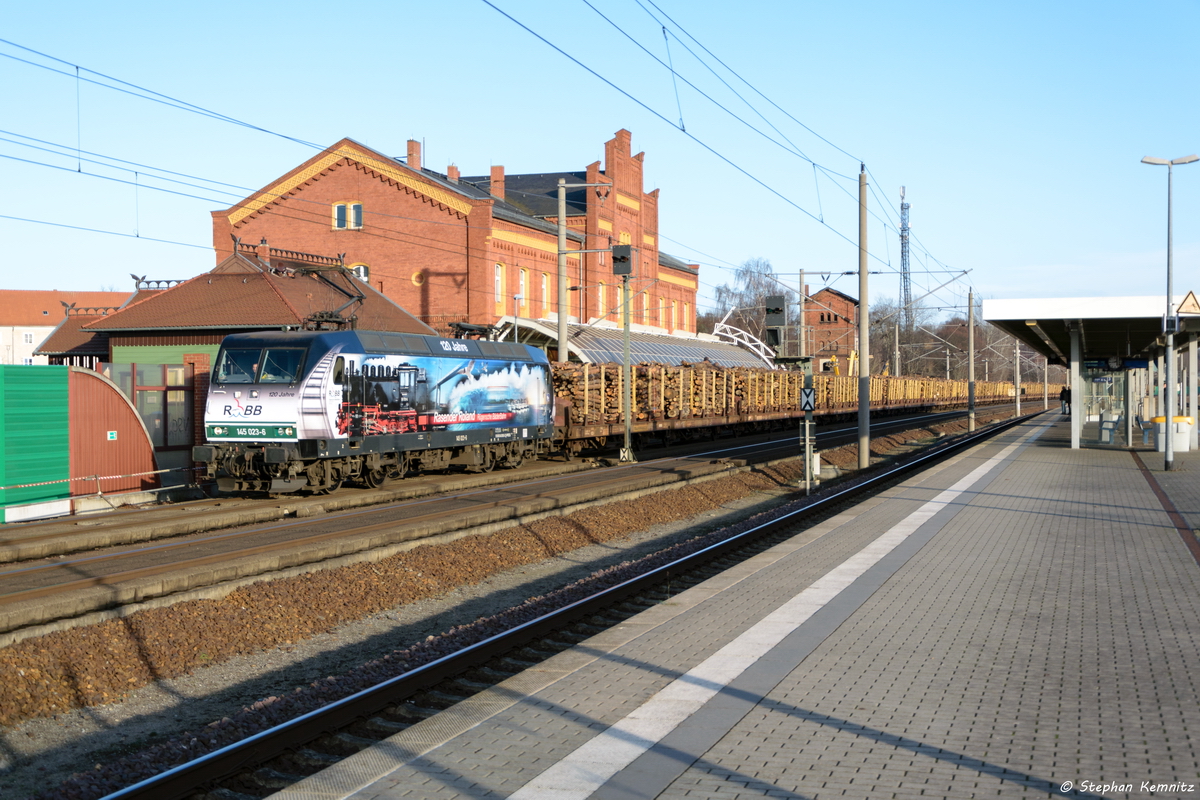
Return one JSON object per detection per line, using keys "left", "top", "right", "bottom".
{"left": 701, "top": 257, "right": 796, "bottom": 343}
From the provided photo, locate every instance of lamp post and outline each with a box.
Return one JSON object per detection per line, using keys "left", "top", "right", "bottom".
{"left": 512, "top": 294, "right": 523, "bottom": 343}
{"left": 1142, "top": 154, "right": 1198, "bottom": 471}
{"left": 556, "top": 179, "right": 612, "bottom": 363}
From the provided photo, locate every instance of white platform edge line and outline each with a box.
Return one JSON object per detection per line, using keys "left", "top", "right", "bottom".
{"left": 506, "top": 420, "right": 1052, "bottom": 800}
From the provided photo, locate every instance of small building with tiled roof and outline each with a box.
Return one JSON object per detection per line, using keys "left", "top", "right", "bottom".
{"left": 0, "top": 290, "right": 132, "bottom": 365}
{"left": 85, "top": 240, "right": 434, "bottom": 365}
{"left": 210, "top": 129, "right": 700, "bottom": 350}
{"left": 55, "top": 242, "right": 435, "bottom": 486}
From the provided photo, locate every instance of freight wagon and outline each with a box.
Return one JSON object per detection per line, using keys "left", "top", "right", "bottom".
{"left": 193, "top": 330, "right": 1063, "bottom": 492}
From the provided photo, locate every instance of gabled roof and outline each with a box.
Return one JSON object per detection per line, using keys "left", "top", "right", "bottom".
{"left": 811, "top": 287, "right": 858, "bottom": 306}
{"left": 658, "top": 252, "right": 699, "bottom": 276}
{"left": 225, "top": 139, "right": 474, "bottom": 225}
{"left": 35, "top": 310, "right": 115, "bottom": 357}
{"left": 0, "top": 290, "right": 133, "bottom": 327}
{"left": 460, "top": 171, "right": 591, "bottom": 218}
{"left": 222, "top": 138, "right": 589, "bottom": 245}
{"left": 85, "top": 252, "right": 435, "bottom": 335}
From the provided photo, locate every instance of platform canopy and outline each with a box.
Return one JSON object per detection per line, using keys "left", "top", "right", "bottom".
{"left": 496, "top": 317, "right": 773, "bottom": 368}
{"left": 982, "top": 295, "right": 1200, "bottom": 366}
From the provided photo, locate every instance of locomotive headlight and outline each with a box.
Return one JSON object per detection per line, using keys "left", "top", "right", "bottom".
{"left": 285, "top": 427, "right": 294, "bottom": 436}
{"left": 213, "top": 426, "right": 226, "bottom": 435}
{"left": 250, "top": 390, "right": 259, "bottom": 398}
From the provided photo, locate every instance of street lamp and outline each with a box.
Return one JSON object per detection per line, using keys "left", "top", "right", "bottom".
{"left": 1142, "top": 154, "right": 1198, "bottom": 471}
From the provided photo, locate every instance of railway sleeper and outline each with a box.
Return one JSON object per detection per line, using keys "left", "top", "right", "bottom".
{"left": 411, "top": 689, "right": 469, "bottom": 710}
{"left": 495, "top": 655, "right": 538, "bottom": 671}
{"left": 247, "top": 766, "right": 307, "bottom": 791}
{"left": 193, "top": 787, "right": 259, "bottom": 800}
{"left": 280, "top": 747, "right": 342, "bottom": 770}
{"left": 383, "top": 702, "right": 437, "bottom": 723}
{"left": 313, "top": 731, "right": 379, "bottom": 756}
{"left": 354, "top": 715, "right": 412, "bottom": 737}
{"left": 466, "top": 665, "right": 520, "bottom": 683}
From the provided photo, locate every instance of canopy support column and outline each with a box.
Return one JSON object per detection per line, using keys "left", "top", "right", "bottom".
{"left": 1070, "top": 324, "right": 1082, "bottom": 450}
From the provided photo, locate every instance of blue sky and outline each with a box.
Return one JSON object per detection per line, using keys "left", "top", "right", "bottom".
{"left": 3, "top": 0, "right": 1198, "bottom": 319}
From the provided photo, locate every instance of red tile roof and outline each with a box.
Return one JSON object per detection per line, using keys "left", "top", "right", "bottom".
{"left": 35, "top": 312, "right": 112, "bottom": 356}
{"left": 0, "top": 290, "right": 133, "bottom": 327}
{"left": 86, "top": 254, "right": 435, "bottom": 335}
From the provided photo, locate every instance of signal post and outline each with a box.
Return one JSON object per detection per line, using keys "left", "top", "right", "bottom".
{"left": 766, "top": 295, "right": 815, "bottom": 494}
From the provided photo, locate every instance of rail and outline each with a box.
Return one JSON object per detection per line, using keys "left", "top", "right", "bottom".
{"left": 99, "top": 410, "right": 1043, "bottom": 800}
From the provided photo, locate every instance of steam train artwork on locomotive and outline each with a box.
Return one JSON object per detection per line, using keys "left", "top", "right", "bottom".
{"left": 195, "top": 330, "right": 555, "bottom": 493}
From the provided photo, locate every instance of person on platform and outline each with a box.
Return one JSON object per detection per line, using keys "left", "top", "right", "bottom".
{"left": 1060, "top": 386, "right": 1071, "bottom": 414}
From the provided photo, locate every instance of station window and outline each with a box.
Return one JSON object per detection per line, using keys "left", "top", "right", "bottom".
{"left": 23, "top": 332, "right": 34, "bottom": 344}
{"left": 541, "top": 273, "right": 549, "bottom": 316}
{"left": 333, "top": 202, "right": 364, "bottom": 230}
{"left": 494, "top": 264, "right": 505, "bottom": 309}
{"left": 350, "top": 264, "right": 370, "bottom": 281}
{"left": 519, "top": 269, "right": 528, "bottom": 311}
{"left": 598, "top": 281, "right": 607, "bottom": 320}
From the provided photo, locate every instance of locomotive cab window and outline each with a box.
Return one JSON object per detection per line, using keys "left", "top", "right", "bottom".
{"left": 258, "top": 348, "right": 306, "bottom": 384}
{"left": 215, "top": 348, "right": 261, "bottom": 384}
{"left": 333, "top": 356, "right": 346, "bottom": 385}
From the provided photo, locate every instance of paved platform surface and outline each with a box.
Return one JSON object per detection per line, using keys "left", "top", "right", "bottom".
{"left": 276, "top": 414, "right": 1200, "bottom": 800}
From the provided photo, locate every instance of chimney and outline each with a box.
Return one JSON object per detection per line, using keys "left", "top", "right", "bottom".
{"left": 406, "top": 139, "right": 422, "bottom": 171}
{"left": 256, "top": 237, "right": 271, "bottom": 265}
{"left": 490, "top": 165, "right": 505, "bottom": 201}
{"left": 447, "top": 164, "right": 460, "bottom": 183}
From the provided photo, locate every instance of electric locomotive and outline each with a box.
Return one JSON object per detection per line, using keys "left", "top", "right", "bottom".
{"left": 192, "top": 330, "right": 555, "bottom": 493}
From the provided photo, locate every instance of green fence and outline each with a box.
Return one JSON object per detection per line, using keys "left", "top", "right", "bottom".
{"left": 0, "top": 366, "right": 70, "bottom": 523}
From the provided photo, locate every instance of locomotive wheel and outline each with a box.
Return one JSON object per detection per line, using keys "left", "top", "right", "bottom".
{"left": 506, "top": 443, "right": 524, "bottom": 469}
{"left": 363, "top": 467, "right": 388, "bottom": 489}
{"left": 317, "top": 479, "right": 343, "bottom": 495}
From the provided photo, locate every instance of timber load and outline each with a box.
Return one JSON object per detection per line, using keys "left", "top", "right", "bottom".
{"left": 551, "top": 360, "right": 1063, "bottom": 453}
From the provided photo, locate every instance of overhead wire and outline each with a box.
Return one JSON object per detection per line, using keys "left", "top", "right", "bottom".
{"left": 0, "top": 39, "right": 324, "bottom": 150}
{"left": 2, "top": 15, "right": 966, "bottom": 314}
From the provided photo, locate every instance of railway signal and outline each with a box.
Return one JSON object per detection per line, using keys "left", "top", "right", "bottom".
{"left": 765, "top": 295, "right": 786, "bottom": 352}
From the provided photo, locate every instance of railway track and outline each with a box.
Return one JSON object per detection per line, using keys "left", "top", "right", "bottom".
{"left": 0, "top": 404, "right": 1023, "bottom": 638}
{"left": 95, "top": 411, "right": 1039, "bottom": 800}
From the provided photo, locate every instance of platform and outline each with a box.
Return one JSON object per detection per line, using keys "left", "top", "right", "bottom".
{"left": 276, "top": 414, "right": 1200, "bottom": 800}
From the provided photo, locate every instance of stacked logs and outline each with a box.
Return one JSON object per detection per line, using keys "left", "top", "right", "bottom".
{"left": 551, "top": 361, "right": 1067, "bottom": 427}
{"left": 551, "top": 361, "right": 802, "bottom": 425}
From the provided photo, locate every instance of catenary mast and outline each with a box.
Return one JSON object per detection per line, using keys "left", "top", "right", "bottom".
{"left": 900, "top": 187, "right": 912, "bottom": 333}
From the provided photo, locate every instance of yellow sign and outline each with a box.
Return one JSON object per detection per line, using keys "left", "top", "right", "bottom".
{"left": 1179, "top": 290, "right": 1200, "bottom": 315}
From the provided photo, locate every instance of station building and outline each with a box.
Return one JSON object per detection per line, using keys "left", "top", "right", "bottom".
{"left": 210, "top": 129, "right": 700, "bottom": 347}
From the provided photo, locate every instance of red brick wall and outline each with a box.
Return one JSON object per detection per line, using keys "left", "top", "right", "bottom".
{"left": 810, "top": 289, "right": 858, "bottom": 363}
{"left": 213, "top": 132, "right": 699, "bottom": 335}
{"left": 215, "top": 161, "right": 477, "bottom": 328}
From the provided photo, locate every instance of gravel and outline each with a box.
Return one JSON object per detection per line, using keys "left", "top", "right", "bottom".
{"left": 0, "top": 411, "right": 1012, "bottom": 799}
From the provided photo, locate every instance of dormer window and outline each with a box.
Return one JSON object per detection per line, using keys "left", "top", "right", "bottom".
{"left": 350, "top": 264, "right": 370, "bottom": 281}
{"left": 334, "top": 202, "right": 363, "bottom": 230}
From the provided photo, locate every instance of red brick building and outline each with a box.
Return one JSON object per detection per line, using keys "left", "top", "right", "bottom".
{"left": 211, "top": 130, "right": 699, "bottom": 349}
{"left": 807, "top": 287, "right": 859, "bottom": 372}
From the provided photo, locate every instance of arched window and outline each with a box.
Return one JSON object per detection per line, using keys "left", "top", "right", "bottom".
{"left": 350, "top": 264, "right": 370, "bottom": 281}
